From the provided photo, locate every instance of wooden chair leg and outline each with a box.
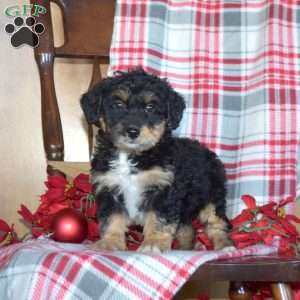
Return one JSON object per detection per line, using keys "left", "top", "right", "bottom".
{"left": 271, "top": 283, "right": 293, "bottom": 300}
{"left": 229, "top": 282, "right": 252, "bottom": 300}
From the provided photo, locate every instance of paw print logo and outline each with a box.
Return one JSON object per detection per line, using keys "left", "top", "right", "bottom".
{"left": 5, "top": 16, "right": 45, "bottom": 48}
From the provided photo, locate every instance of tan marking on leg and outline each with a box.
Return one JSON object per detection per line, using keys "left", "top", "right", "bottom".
{"left": 199, "top": 203, "right": 217, "bottom": 224}
{"left": 206, "top": 224, "right": 232, "bottom": 250}
{"left": 91, "top": 214, "right": 129, "bottom": 251}
{"left": 198, "top": 204, "right": 232, "bottom": 250}
{"left": 176, "top": 225, "right": 195, "bottom": 250}
{"left": 139, "top": 211, "right": 176, "bottom": 253}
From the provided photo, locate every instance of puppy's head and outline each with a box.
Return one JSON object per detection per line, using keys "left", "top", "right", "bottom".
{"left": 81, "top": 69, "right": 185, "bottom": 152}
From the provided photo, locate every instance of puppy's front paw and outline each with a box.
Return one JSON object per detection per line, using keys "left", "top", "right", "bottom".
{"left": 90, "top": 237, "right": 127, "bottom": 251}
{"left": 221, "top": 245, "right": 236, "bottom": 252}
{"left": 213, "top": 236, "right": 233, "bottom": 251}
{"left": 138, "top": 237, "right": 172, "bottom": 253}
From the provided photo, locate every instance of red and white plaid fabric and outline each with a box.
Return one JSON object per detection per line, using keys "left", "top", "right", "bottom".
{"left": 0, "top": 238, "right": 277, "bottom": 300}
{"left": 1, "top": 2, "right": 297, "bottom": 298}
{"left": 108, "top": 0, "right": 300, "bottom": 217}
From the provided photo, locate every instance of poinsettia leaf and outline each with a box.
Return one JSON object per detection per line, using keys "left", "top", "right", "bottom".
{"left": 192, "top": 219, "right": 204, "bottom": 230}
{"left": 268, "top": 228, "right": 286, "bottom": 237}
{"left": 255, "top": 219, "right": 269, "bottom": 227}
{"left": 230, "top": 232, "right": 250, "bottom": 242}
{"left": 279, "top": 196, "right": 294, "bottom": 208}
{"left": 18, "top": 204, "right": 35, "bottom": 224}
{"left": 48, "top": 175, "right": 68, "bottom": 187}
{"left": 73, "top": 174, "right": 92, "bottom": 193}
{"left": 127, "top": 230, "right": 143, "bottom": 242}
{"left": 241, "top": 195, "right": 257, "bottom": 209}
{"left": 85, "top": 204, "right": 97, "bottom": 218}
{"left": 87, "top": 221, "right": 100, "bottom": 241}
{"left": 279, "top": 219, "right": 298, "bottom": 235}
{"left": 45, "top": 188, "right": 66, "bottom": 201}
{"left": 272, "top": 222, "right": 285, "bottom": 231}
{"left": 230, "top": 210, "right": 253, "bottom": 227}
{"left": 262, "top": 233, "right": 274, "bottom": 245}
{"left": 47, "top": 203, "right": 69, "bottom": 216}
{"left": 259, "top": 202, "right": 277, "bottom": 211}
{"left": 65, "top": 187, "right": 78, "bottom": 199}
{"left": 251, "top": 232, "right": 262, "bottom": 242}
{"left": 39, "top": 194, "right": 50, "bottom": 204}
{"left": 196, "top": 232, "right": 213, "bottom": 250}
{"left": 260, "top": 207, "right": 279, "bottom": 220}
{"left": 285, "top": 214, "right": 300, "bottom": 224}
{"left": 0, "top": 219, "right": 11, "bottom": 233}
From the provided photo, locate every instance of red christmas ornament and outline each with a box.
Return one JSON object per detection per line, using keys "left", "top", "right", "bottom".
{"left": 50, "top": 208, "right": 88, "bottom": 243}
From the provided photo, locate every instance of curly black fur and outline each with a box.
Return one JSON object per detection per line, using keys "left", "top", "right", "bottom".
{"left": 81, "top": 69, "right": 231, "bottom": 251}
{"left": 81, "top": 69, "right": 185, "bottom": 130}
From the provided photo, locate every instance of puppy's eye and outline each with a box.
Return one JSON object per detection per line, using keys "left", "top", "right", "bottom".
{"left": 144, "top": 103, "right": 155, "bottom": 113}
{"left": 111, "top": 101, "right": 125, "bottom": 109}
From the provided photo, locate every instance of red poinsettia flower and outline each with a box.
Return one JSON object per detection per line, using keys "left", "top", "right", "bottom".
{"left": 7, "top": 174, "right": 300, "bottom": 259}
{"left": 15, "top": 173, "right": 97, "bottom": 243}
{"left": 73, "top": 174, "right": 92, "bottom": 193}
{"left": 230, "top": 194, "right": 300, "bottom": 257}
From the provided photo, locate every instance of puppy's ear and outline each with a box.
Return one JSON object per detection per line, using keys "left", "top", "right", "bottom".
{"left": 80, "top": 86, "right": 102, "bottom": 126}
{"left": 167, "top": 89, "right": 186, "bottom": 130}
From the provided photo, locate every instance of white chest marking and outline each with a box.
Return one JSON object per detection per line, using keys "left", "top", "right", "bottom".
{"left": 93, "top": 152, "right": 174, "bottom": 225}
{"left": 110, "top": 153, "right": 143, "bottom": 222}
{"left": 93, "top": 152, "right": 143, "bottom": 223}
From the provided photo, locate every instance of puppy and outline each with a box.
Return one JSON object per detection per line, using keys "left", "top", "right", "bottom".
{"left": 81, "top": 69, "right": 231, "bottom": 252}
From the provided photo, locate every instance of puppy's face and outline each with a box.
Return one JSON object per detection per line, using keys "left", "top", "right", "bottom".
{"left": 102, "top": 87, "right": 167, "bottom": 152}
{"left": 81, "top": 70, "right": 185, "bottom": 152}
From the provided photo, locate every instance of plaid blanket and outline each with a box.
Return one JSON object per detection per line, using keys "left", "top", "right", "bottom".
{"left": 0, "top": 238, "right": 277, "bottom": 300}
{"left": 108, "top": 0, "right": 300, "bottom": 217}
{"left": 1, "top": 3, "right": 296, "bottom": 298}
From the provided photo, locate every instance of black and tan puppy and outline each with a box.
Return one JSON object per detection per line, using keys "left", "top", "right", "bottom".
{"left": 81, "top": 69, "right": 231, "bottom": 252}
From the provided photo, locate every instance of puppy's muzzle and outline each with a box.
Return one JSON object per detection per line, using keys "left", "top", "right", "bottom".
{"left": 126, "top": 126, "right": 140, "bottom": 139}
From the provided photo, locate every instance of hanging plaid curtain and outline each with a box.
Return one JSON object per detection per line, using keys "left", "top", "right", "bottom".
{"left": 108, "top": 0, "right": 300, "bottom": 217}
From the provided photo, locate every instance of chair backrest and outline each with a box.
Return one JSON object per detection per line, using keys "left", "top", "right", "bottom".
{"left": 31, "top": 0, "right": 116, "bottom": 161}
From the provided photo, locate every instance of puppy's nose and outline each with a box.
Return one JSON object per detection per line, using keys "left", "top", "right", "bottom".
{"left": 127, "top": 127, "right": 140, "bottom": 139}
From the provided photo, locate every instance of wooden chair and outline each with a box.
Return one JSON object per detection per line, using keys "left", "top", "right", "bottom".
{"left": 32, "top": 1, "right": 300, "bottom": 299}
